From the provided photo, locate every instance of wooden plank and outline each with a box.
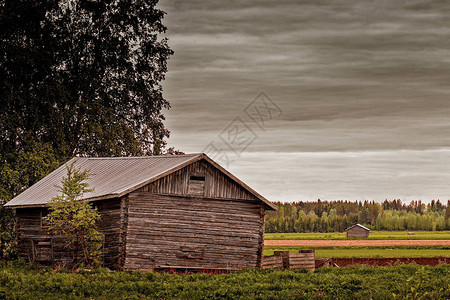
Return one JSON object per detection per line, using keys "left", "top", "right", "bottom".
{"left": 261, "top": 255, "right": 284, "bottom": 269}
{"left": 124, "top": 193, "right": 262, "bottom": 270}
{"left": 129, "top": 192, "right": 261, "bottom": 210}
{"left": 256, "top": 205, "right": 265, "bottom": 268}
{"left": 138, "top": 159, "right": 260, "bottom": 201}
{"left": 288, "top": 250, "right": 315, "bottom": 271}
{"left": 118, "top": 196, "right": 129, "bottom": 270}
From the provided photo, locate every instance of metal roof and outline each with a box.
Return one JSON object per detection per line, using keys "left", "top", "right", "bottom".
{"left": 5, "top": 154, "right": 201, "bottom": 208}
{"left": 346, "top": 223, "right": 371, "bottom": 231}
{"left": 4, "top": 153, "right": 277, "bottom": 210}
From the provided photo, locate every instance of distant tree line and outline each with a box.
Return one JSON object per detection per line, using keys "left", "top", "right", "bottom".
{"left": 265, "top": 199, "right": 450, "bottom": 233}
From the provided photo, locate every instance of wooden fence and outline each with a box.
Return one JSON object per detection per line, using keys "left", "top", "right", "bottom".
{"left": 261, "top": 250, "right": 315, "bottom": 271}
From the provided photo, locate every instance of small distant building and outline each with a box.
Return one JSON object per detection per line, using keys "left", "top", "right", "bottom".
{"left": 346, "top": 224, "right": 370, "bottom": 238}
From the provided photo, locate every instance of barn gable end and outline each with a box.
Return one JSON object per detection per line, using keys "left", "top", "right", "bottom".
{"left": 123, "top": 159, "right": 266, "bottom": 271}
{"left": 136, "top": 159, "right": 259, "bottom": 201}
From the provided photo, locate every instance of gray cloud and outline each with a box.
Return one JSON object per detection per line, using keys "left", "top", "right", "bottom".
{"left": 231, "top": 149, "right": 450, "bottom": 202}
{"left": 157, "top": 0, "right": 450, "bottom": 202}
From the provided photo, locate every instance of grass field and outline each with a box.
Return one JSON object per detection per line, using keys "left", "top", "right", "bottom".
{"left": 0, "top": 260, "right": 449, "bottom": 299}
{"left": 265, "top": 231, "right": 450, "bottom": 240}
{"left": 263, "top": 246, "right": 450, "bottom": 257}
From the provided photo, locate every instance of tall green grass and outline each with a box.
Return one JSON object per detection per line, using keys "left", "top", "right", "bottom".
{"left": 0, "top": 260, "right": 448, "bottom": 299}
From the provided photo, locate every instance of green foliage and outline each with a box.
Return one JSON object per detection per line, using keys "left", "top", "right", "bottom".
{"left": 374, "top": 210, "right": 447, "bottom": 231}
{"left": 0, "top": 206, "right": 16, "bottom": 259}
{"left": 266, "top": 200, "right": 449, "bottom": 233}
{"left": 1, "top": 0, "right": 173, "bottom": 158}
{"left": 0, "top": 138, "right": 60, "bottom": 203}
{"left": 0, "top": 138, "right": 61, "bottom": 258}
{"left": 397, "top": 266, "right": 447, "bottom": 300}
{"left": 0, "top": 260, "right": 448, "bottom": 299}
{"left": 44, "top": 163, "right": 103, "bottom": 268}
{"left": 0, "top": 0, "right": 174, "bottom": 259}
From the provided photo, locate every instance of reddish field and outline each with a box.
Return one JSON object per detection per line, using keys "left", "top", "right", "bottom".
{"left": 315, "top": 257, "right": 450, "bottom": 268}
{"left": 265, "top": 240, "right": 450, "bottom": 247}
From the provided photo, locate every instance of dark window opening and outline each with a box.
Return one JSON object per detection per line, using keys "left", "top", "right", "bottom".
{"left": 188, "top": 174, "right": 206, "bottom": 195}
{"left": 190, "top": 175, "right": 205, "bottom": 182}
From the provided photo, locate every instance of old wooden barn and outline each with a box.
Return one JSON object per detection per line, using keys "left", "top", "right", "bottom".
{"left": 346, "top": 223, "right": 370, "bottom": 238}
{"left": 4, "top": 153, "right": 277, "bottom": 271}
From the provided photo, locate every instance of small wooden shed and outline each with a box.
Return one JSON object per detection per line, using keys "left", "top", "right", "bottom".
{"left": 4, "top": 153, "right": 277, "bottom": 271}
{"left": 346, "top": 224, "right": 370, "bottom": 238}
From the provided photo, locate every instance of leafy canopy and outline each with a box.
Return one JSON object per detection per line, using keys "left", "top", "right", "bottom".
{"left": 0, "top": 0, "right": 173, "bottom": 160}
{"left": 0, "top": 0, "right": 173, "bottom": 256}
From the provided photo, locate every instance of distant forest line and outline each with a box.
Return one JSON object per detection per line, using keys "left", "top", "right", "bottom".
{"left": 265, "top": 199, "right": 450, "bottom": 233}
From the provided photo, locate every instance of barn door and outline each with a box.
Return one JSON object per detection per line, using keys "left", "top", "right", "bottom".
{"left": 31, "top": 238, "right": 53, "bottom": 263}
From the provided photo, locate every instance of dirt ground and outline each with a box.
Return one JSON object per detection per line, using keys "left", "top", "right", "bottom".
{"left": 265, "top": 240, "right": 450, "bottom": 247}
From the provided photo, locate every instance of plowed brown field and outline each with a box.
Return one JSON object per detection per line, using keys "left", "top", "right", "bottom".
{"left": 327, "top": 257, "right": 450, "bottom": 267}
{"left": 265, "top": 240, "right": 450, "bottom": 247}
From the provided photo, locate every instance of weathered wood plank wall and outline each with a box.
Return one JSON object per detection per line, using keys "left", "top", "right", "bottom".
{"left": 261, "top": 255, "right": 284, "bottom": 269}
{"left": 138, "top": 160, "right": 259, "bottom": 201}
{"left": 289, "top": 250, "right": 315, "bottom": 271}
{"left": 96, "top": 198, "right": 122, "bottom": 268}
{"left": 261, "top": 250, "right": 315, "bottom": 271}
{"left": 16, "top": 208, "right": 70, "bottom": 264}
{"left": 117, "top": 196, "right": 129, "bottom": 269}
{"left": 124, "top": 193, "right": 263, "bottom": 271}
{"left": 16, "top": 199, "right": 123, "bottom": 269}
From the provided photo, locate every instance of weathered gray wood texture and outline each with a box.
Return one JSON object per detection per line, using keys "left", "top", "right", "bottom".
{"left": 16, "top": 159, "right": 269, "bottom": 271}
{"left": 346, "top": 226, "right": 369, "bottom": 238}
{"left": 261, "top": 250, "right": 315, "bottom": 271}
{"left": 96, "top": 198, "right": 123, "bottom": 268}
{"left": 124, "top": 193, "right": 265, "bottom": 271}
{"left": 16, "top": 208, "right": 69, "bottom": 264}
{"left": 261, "top": 254, "right": 284, "bottom": 269}
{"left": 289, "top": 251, "right": 315, "bottom": 271}
{"left": 137, "top": 160, "right": 259, "bottom": 201}
{"left": 16, "top": 199, "right": 123, "bottom": 269}
{"left": 123, "top": 159, "right": 266, "bottom": 271}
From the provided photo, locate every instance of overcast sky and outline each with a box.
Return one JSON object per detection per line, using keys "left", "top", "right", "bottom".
{"left": 157, "top": 0, "right": 450, "bottom": 203}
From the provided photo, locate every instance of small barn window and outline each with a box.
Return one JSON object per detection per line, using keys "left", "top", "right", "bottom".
{"left": 188, "top": 174, "right": 206, "bottom": 195}
{"left": 190, "top": 175, "right": 205, "bottom": 181}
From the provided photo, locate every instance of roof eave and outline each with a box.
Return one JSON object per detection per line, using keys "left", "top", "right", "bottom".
{"left": 4, "top": 193, "right": 122, "bottom": 208}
